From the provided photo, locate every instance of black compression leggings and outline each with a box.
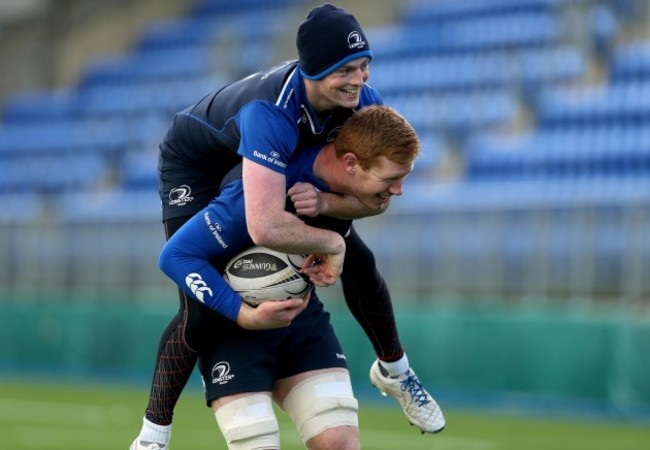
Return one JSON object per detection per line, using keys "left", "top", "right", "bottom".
{"left": 341, "top": 226, "right": 403, "bottom": 362}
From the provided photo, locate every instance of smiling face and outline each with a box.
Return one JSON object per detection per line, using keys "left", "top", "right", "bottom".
{"left": 305, "top": 57, "right": 370, "bottom": 111}
{"left": 331, "top": 105, "right": 421, "bottom": 213}
{"left": 344, "top": 154, "right": 414, "bottom": 212}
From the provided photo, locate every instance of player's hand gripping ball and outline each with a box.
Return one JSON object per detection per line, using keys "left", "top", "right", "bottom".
{"left": 224, "top": 246, "right": 313, "bottom": 306}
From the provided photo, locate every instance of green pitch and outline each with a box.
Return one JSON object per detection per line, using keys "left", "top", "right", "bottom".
{"left": 1, "top": 379, "right": 648, "bottom": 450}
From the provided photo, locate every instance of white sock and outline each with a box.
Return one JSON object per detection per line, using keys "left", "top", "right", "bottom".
{"left": 379, "top": 353, "right": 410, "bottom": 377}
{"left": 138, "top": 417, "right": 171, "bottom": 445}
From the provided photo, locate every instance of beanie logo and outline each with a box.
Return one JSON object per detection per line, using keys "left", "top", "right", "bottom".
{"left": 347, "top": 31, "right": 366, "bottom": 50}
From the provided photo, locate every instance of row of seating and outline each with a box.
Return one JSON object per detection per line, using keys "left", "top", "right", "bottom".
{"left": 78, "top": 75, "right": 225, "bottom": 117}
{"left": 466, "top": 122, "right": 650, "bottom": 180}
{"left": 0, "top": 153, "right": 109, "bottom": 193}
{"left": 0, "top": 114, "right": 166, "bottom": 156}
{"left": 373, "top": 10, "right": 560, "bottom": 58}
{"left": 394, "top": 178, "right": 650, "bottom": 213}
{"left": 370, "top": 44, "right": 585, "bottom": 94}
{"left": 7, "top": 176, "right": 645, "bottom": 226}
{"left": 0, "top": 0, "right": 647, "bottom": 205}
{"left": 385, "top": 88, "right": 518, "bottom": 133}
{"left": 401, "top": 0, "right": 569, "bottom": 24}
{"left": 535, "top": 79, "right": 650, "bottom": 125}
{"left": 611, "top": 41, "right": 650, "bottom": 80}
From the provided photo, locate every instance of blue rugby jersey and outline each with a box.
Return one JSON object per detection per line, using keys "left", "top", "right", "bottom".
{"left": 158, "top": 144, "right": 350, "bottom": 320}
{"left": 159, "top": 59, "right": 382, "bottom": 221}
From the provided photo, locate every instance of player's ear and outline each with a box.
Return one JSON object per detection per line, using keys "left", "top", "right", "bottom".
{"left": 342, "top": 152, "right": 359, "bottom": 174}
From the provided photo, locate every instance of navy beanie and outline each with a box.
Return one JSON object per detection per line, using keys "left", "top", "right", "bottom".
{"left": 296, "top": 3, "right": 373, "bottom": 80}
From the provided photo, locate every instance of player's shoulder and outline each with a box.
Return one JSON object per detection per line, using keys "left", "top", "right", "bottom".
{"left": 234, "top": 60, "right": 300, "bottom": 100}
{"left": 359, "top": 83, "right": 383, "bottom": 106}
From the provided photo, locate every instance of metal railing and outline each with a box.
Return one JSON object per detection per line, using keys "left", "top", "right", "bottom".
{"left": 1, "top": 191, "right": 648, "bottom": 305}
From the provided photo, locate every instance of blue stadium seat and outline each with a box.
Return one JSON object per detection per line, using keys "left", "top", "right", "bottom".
{"left": 0, "top": 153, "right": 107, "bottom": 193}
{"left": 376, "top": 9, "right": 559, "bottom": 58}
{"left": 80, "top": 46, "right": 213, "bottom": 87}
{"left": 442, "top": 12, "right": 558, "bottom": 50}
{"left": 136, "top": 17, "right": 215, "bottom": 50}
{"left": 386, "top": 88, "right": 517, "bottom": 135}
{"left": 58, "top": 188, "right": 160, "bottom": 223}
{"left": 401, "top": 0, "right": 564, "bottom": 24}
{"left": 70, "top": 117, "right": 131, "bottom": 155}
{"left": 78, "top": 84, "right": 142, "bottom": 116}
{"left": 192, "top": 0, "right": 298, "bottom": 17}
{"left": 465, "top": 122, "right": 650, "bottom": 182}
{"left": 120, "top": 149, "right": 159, "bottom": 190}
{"left": 535, "top": 80, "right": 650, "bottom": 126}
{"left": 611, "top": 41, "right": 650, "bottom": 81}
{"left": 371, "top": 44, "right": 584, "bottom": 96}
{"left": 0, "top": 193, "right": 44, "bottom": 223}
{"left": 126, "top": 113, "right": 169, "bottom": 149}
{"left": 1, "top": 89, "right": 78, "bottom": 123}
{"left": 518, "top": 45, "right": 586, "bottom": 85}
{"left": 410, "top": 130, "right": 446, "bottom": 178}
{"left": 0, "top": 120, "right": 72, "bottom": 156}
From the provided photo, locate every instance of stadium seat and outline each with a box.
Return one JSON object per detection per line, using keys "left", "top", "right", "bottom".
{"left": 1, "top": 0, "right": 649, "bottom": 303}
{"left": 136, "top": 17, "right": 216, "bottom": 50}
{"left": 0, "top": 153, "right": 108, "bottom": 193}
{"left": 465, "top": 122, "right": 650, "bottom": 182}
{"left": 535, "top": 80, "right": 650, "bottom": 126}
{"left": 611, "top": 41, "right": 650, "bottom": 81}
{"left": 192, "top": 0, "right": 298, "bottom": 17}
{"left": 58, "top": 188, "right": 160, "bottom": 223}
{"left": 120, "top": 148, "right": 159, "bottom": 189}
{"left": 80, "top": 46, "right": 213, "bottom": 87}
{"left": 385, "top": 88, "right": 517, "bottom": 136}
{"left": 401, "top": 0, "right": 564, "bottom": 24}
{"left": 0, "top": 193, "right": 44, "bottom": 223}
{"left": 1, "top": 89, "right": 78, "bottom": 123}
{"left": 0, "top": 120, "right": 72, "bottom": 156}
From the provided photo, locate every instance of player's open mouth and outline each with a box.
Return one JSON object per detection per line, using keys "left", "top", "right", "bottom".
{"left": 377, "top": 194, "right": 391, "bottom": 205}
{"left": 341, "top": 88, "right": 359, "bottom": 97}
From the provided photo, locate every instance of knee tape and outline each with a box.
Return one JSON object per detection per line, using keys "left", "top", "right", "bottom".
{"left": 282, "top": 371, "right": 359, "bottom": 442}
{"left": 214, "top": 394, "right": 279, "bottom": 450}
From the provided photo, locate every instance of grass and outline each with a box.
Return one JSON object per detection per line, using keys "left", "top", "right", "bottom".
{"left": 1, "top": 379, "right": 649, "bottom": 449}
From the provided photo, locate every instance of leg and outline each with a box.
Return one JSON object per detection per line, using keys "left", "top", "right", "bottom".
{"left": 144, "top": 289, "right": 201, "bottom": 425}
{"left": 212, "top": 393, "right": 280, "bottom": 450}
{"left": 342, "top": 226, "right": 446, "bottom": 434}
{"left": 197, "top": 301, "right": 285, "bottom": 449}
{"left": 341, "top": 226, "right": 403, "bottom": 362}
{"left": 132, "top": 217, "right": 205, "bottom": 449}
{"left": 275, "top": 369, "right": 359, "bottom": 450}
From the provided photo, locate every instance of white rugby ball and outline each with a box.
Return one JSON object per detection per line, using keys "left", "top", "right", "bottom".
{"left": 223, "top": 246, "right": 313, "bottom": 306}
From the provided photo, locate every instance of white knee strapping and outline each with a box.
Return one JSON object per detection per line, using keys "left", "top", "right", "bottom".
{"left": 282, "top": 371, "right": 359, "bottom": 443}
{"left": 214, "top": 394, "right": 280, "bottom": 450}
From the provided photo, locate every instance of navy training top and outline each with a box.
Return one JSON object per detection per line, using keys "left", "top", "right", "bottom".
{"left": 159, "top": 59, "right": 382, "bottom": 221}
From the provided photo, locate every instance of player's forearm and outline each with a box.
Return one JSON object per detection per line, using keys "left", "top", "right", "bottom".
{"left": 159, "top": 244, "right": 242, "bottom": 321}
{"left": 319, "top": 192, "right": 383, "bottom": 219}
{"left": 243, "top": 160, "right": 346, "bottom": 255}
{"left": 248, "top": 210, "right": 346, "bottom": 255}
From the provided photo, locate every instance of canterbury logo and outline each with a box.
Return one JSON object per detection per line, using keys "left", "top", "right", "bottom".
{"left": 185, "top": 273, "right": 213, "bottom": 302}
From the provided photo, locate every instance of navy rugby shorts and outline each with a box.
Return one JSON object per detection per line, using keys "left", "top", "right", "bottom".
{"left": 197, "top": 292, "right": 348, "bottom": 405}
